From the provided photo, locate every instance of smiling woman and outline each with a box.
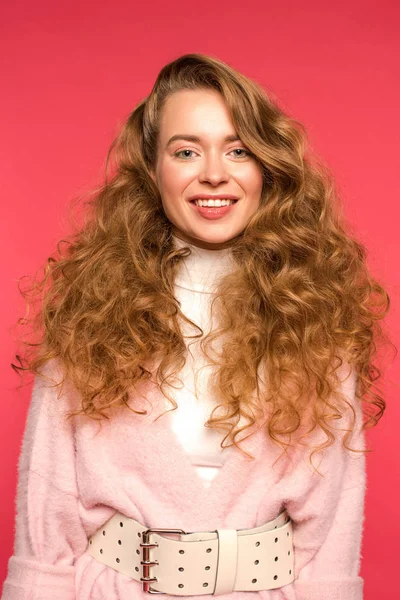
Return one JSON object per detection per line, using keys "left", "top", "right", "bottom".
{"left": 149, "top": 88, "right": 263, "bottom": 249}
{"left": 2, "top": 53, "right": 393, "bottom": 600}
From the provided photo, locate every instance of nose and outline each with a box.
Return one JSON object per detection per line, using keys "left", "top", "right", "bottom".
{"left": 198, "top": 152, "right": 229, "bottom": 186}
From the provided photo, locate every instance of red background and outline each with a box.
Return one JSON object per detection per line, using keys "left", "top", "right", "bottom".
{"left": 1, "top": 1, "right": 399, "bottom": 598}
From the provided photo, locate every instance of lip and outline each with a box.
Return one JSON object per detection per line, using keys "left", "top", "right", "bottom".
{"left": 188, "top": 194, "right": 239, "bottom": 202}
{"left": 189, "top": 198, "right": 238, "bottom": 220}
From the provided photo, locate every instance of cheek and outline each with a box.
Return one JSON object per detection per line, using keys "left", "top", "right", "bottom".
{"left": 158, "top": 161, "right": 191, "bottom": 196}
{"left": 241, "top": 164, "right": 264, "bottom": 197}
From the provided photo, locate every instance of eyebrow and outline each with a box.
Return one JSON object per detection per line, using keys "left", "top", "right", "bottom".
{"left": 166, "top": 134, "right": 241, "bottom": 148}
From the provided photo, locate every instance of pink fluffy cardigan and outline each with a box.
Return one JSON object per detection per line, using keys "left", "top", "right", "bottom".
{"left": 1, "top": 358, "right": 366, "bottom": 600}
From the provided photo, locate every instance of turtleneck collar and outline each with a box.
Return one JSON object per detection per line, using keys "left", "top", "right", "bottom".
{"left": 172, "top": 234, "right": 235, "bottom": 294}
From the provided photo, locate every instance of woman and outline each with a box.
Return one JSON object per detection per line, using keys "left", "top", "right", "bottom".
{"left": 1, "top": 53, "right": 391, "bottom": 599}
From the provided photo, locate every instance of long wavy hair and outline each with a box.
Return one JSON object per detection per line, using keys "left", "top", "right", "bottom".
{"left": 12, "top": 53, "right": 394, "bottom": 470}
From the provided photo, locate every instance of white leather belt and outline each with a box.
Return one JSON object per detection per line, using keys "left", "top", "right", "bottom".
{"left": 87, "top": 509, "right": 295, "bottom": 595}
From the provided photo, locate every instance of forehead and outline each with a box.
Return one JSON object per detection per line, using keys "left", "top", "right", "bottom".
{"left": 158, "top": 89, "right": 236, "bottom": 141}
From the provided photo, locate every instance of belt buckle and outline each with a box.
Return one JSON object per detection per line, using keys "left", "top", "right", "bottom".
{"left": 140, "top": 527, "right": 187, "bottom": 594}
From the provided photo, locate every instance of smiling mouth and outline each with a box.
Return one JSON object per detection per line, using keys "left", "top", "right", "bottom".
{"left": 189, "top": 199, "right": 239, "bottom": 205}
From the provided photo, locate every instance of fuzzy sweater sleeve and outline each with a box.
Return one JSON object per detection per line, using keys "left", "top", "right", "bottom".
{"left": 284, "top": 363, "right": 366, "bottom": 600}
{"left": 1, "top": 361, "right": 88, "bottom": 600}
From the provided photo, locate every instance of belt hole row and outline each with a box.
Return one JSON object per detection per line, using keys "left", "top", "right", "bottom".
{"left": 253, "top": 555, "right": 280, "bottom": 565}
{"left": 179, "top": 548, "right": 212, "bottom": 554}
{"left": 252, "top": 569, "right": 292, "bottom": 584}
{"left": 254, "top": 531, "right": 290, "bottom": 547}
{"left": 97, "top": 548, "right": 121, "bottom": 564}
{"left": 177, "top": 566, "right": 210, "bottom": 572}
{"left": 178, "top": 583, "right": 209, "bottom": 589}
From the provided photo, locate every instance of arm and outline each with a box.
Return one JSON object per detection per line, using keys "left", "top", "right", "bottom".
{"left": 284, "top": 363, "right": 366, "bottom": 600}
{"left": 1, "top": 361, "right": 88, "bottom": 600}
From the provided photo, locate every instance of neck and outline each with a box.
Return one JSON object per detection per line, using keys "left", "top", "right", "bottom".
{"left": 172, "top": 228, "right": 239, "bottom": 251}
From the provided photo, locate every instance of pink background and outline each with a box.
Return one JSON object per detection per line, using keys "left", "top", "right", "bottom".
{"left": 1, "top": 1, "right": 399, "bottom": 597}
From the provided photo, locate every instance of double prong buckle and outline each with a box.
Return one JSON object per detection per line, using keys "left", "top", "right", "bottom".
{"left": 140, "top": 527, "right": 187, "bottom": 594}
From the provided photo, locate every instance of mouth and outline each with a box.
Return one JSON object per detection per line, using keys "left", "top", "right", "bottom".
{"left": 188, "top": 197, "right": 239, "bottom": 220}
{"left": 189, "top": 199, "right": 239, "bottom": 206}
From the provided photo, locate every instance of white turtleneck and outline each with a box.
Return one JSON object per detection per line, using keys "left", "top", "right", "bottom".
{"left": 165, "top": 234, "right": 236, "bottom": 488}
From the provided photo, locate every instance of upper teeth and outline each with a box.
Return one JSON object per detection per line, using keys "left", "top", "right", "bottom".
{"left": 193, "top": 198, "right": 235, "bottom": 207}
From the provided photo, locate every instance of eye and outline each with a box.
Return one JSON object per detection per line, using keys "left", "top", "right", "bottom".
{"left": 174, "top": 149, "right": 198, "bottom": 159}
{"left": 230, "top": 148, "right": 250, "bottom": 158}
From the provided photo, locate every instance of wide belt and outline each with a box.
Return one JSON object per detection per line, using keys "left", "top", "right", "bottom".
{"left": 87, "top": 509, "right": 295, "bottom": 595}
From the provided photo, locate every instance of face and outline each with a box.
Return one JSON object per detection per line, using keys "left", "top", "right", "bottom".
{"left": 150, "top": 88, "right": 263, "bottom": 250}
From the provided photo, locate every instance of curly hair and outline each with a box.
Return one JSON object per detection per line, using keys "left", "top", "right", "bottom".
{"left": 12, "top": 53, "right": 394, "bottom": 471}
